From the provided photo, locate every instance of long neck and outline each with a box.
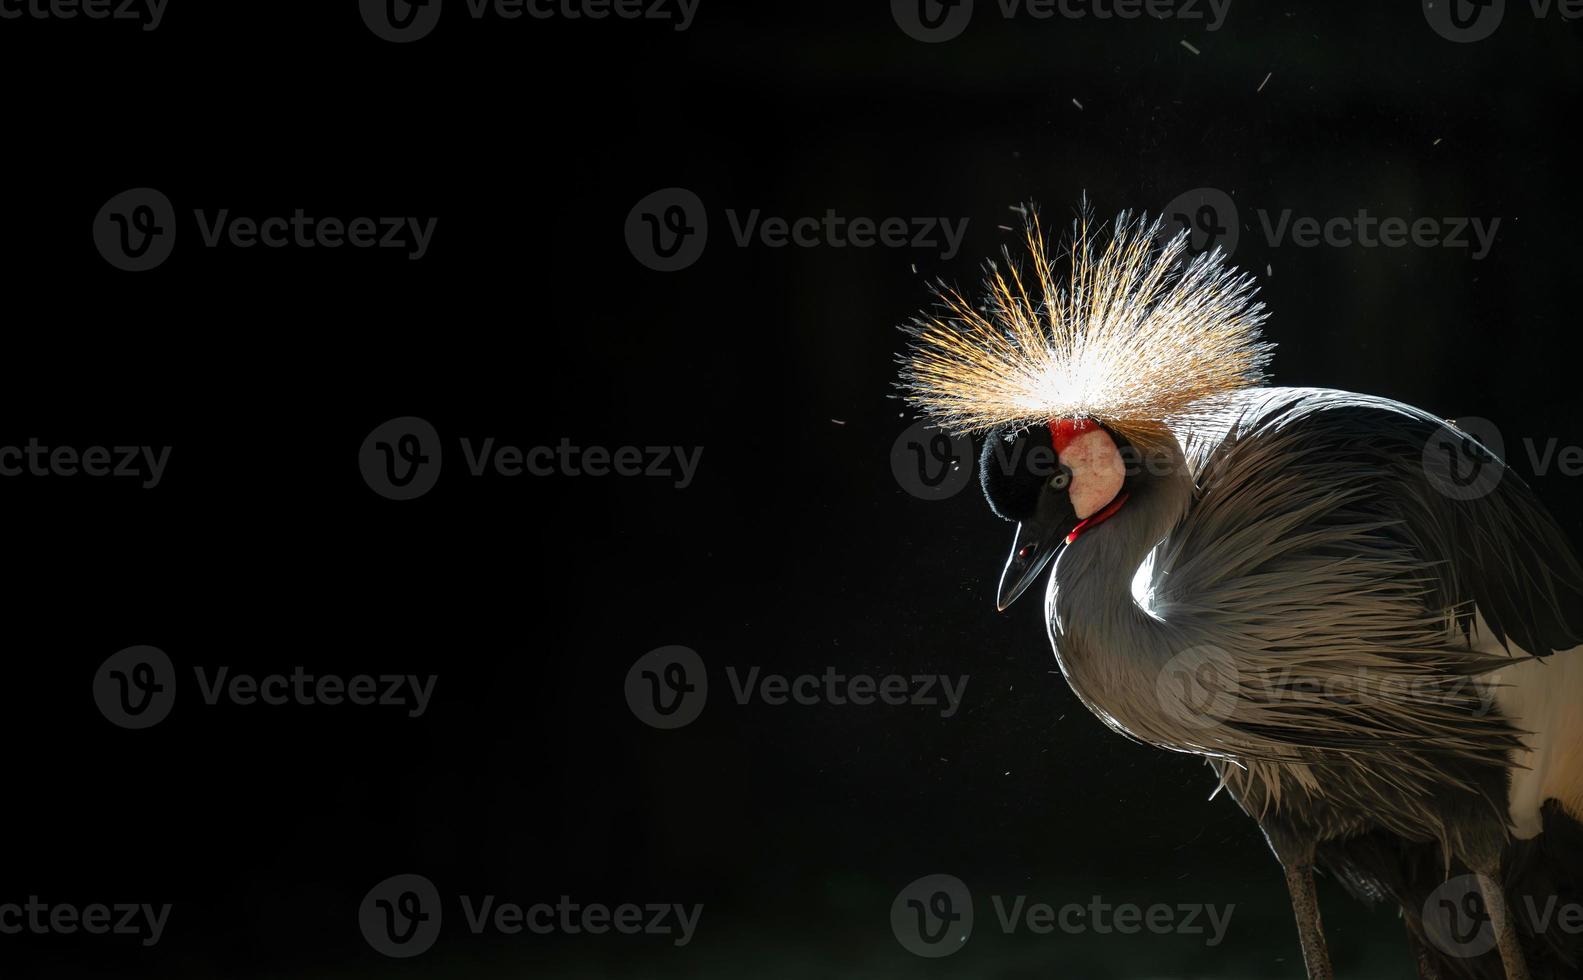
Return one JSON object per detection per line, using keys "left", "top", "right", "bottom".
{"left": 1046, "top": 438, "right": 1194, "bottom": 740}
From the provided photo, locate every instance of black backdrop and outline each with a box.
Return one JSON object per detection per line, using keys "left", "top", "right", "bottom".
{"left": 2, "top": 2, "right": 1580, "bottom": 977}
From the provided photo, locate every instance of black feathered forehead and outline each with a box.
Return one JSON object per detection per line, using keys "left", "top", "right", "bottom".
{"left": 979, "top": 424, "right": 1056, "bottom": 522}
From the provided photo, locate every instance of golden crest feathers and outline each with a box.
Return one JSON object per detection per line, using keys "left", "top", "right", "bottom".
{"left": 899, "top": 206, "right": 1274, "bottom": 444}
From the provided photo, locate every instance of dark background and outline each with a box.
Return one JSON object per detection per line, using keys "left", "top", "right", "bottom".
{"left": 2, "top": 1, "right": 1580, "bottom": 976}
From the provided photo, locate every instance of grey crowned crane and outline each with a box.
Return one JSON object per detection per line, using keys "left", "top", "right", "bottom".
{"left": 900, "top": 209, "right": 1583, "bottom": 980}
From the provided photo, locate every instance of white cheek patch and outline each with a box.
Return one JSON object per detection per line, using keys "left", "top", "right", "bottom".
{"left": 1058, "top": 428, "right": 1127, "bottom": 519}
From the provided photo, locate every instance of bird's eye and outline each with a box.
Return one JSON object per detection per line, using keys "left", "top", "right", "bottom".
{"left": 1048, "top": 465, "right": 1072, "bottom": 491}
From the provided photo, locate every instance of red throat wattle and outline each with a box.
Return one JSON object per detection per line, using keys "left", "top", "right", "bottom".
{"left": 1066, "top": 492, "right": 1130, "bottom": 544}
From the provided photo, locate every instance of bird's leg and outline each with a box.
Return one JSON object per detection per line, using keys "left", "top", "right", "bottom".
{"left": 1474, "top": 870, "right": 1531, "bottom": 980}
{"left": 1262, "top": 826, "right": 1334, "bottom": 980}
{"left": 1282, "top": 860, "right": 1335, "bottom": 980}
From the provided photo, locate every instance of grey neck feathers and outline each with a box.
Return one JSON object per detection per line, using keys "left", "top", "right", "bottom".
{"left": 1045, "top": 438, "right": 1195, "bottom": 743}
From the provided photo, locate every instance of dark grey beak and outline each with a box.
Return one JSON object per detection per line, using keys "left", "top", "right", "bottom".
{"left": 996, "top": 519, "right": 1070, "bottom": 611}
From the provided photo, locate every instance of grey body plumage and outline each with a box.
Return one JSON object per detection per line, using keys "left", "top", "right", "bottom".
{"left": 1042, "top": 387, "right": 1583, "bottom": 978}
{"left": 1051, "top": 387, "right": 1582, "bottom": 853}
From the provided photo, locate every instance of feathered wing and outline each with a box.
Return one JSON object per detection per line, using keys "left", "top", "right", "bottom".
{"left": 1165, "top": 387, "right": 1583, "bottom": 652}
{"left": 1149, "top": 388, "right": 1583, "bottom": 838}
